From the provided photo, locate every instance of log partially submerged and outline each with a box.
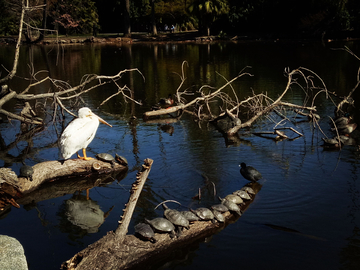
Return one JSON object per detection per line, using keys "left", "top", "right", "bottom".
{"left": 61, "top": 158, "right": 261, "bottom": 270}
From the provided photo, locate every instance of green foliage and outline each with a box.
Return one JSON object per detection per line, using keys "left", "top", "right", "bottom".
{"left": 0, "top": 0, "right": 19, "bottom": 35}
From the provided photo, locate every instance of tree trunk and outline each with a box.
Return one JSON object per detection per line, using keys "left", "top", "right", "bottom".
{"left": 151, "top": 0, "right": 157, "bottom": 35}
{"left": 123, "top": 0, "right": 131, "bottom": 37}
{"left": 39, "top": 0, "right": 47, "bottom": 41}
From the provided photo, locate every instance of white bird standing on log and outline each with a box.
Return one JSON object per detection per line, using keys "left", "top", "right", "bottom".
{"left": 60, "top": 107, "right": 112, "bottom": 160}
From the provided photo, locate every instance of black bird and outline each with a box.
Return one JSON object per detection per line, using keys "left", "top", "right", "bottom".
{"left": 158, "top": 94, "right": 174, "bottom": 107}
{"left": 239, "top": 162, "right": 262, "bottom": 181}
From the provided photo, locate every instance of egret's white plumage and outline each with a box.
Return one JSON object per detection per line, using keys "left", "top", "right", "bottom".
{"left": 60, "top": 107, "right": 112, "bottom": 160}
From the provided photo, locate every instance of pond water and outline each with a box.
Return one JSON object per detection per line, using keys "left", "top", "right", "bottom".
{"left": 1, "top": 39, "right": 360, "bottom": 270}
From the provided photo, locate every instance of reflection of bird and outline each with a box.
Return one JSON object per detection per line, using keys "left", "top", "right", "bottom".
{"left": 240, "top": 162, "right": 262, "bottom": 182}
{"left": 60, "top": 107, "right": 112, "bottom": 160}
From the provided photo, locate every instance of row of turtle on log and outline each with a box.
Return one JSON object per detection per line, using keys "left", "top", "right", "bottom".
{"left": 134, "top": 162, "right": 262, "bottom": 243}
{"left": 134, "top": 186, "right": 257, "bottom": 243}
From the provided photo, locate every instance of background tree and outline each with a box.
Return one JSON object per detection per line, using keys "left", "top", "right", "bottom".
{"left": 124, "top": 0, "right": 131, "bottom": 36}
{"left": 189, "top": 0, "right": 229, "bottom": 36}
{"left": 50, "top": 0, "right": 99, "bottom": 35}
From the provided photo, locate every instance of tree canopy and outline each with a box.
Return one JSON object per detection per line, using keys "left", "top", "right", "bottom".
{"left": 0, "top": 0, "right": 360, "bottom": 39}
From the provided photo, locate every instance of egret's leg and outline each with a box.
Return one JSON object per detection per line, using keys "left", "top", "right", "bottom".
{"left": 78, "top": 148, "right": 93, "bottom": 160}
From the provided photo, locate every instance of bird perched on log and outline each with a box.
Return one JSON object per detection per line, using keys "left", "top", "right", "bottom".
{"left": 159, "top": 94, "right": 174, "bottom": 107}
{"left": 151, "top": 94, "right": 174, "bottom": 110}
{"left": 60, "top": 107, "right": 112, "bottom": 160}
{"left": 240, "top": 162, "right": 262, "bottom": 182}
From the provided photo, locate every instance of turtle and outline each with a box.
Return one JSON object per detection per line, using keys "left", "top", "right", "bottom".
{"left": 162, "top": 203, "right": 189, "bottom": 236}
{"left": 211, "top": 209, "right": 225, "bottom": 223}
{"left": 210, "top": 204, "right": 228, "bottom": 213}
{"left": 19, "top": 165, "right": 34, "bottom": 181}
{"left": 134, "top": 222, "right": 156, "bottom": 243}
{"left": 115, "top": 153, "right": 128, "bottom": 166}
{"left": 190, "top": 207, "right": 216, "bottom": 223}
{"left": 180, "top": 210, "right": 200, "bottom": 222}
{"left": 219, "top": 197, "right": 242, "bottom": 216}
{"left": 233, "top": 190, "right": 251, "bottom": 200}
{"left": 95, "top": 153, "right": 116, "bottom": 167}
{"left": 240, "top": 186, "right": 256, "bottom": 195}
{"left": 224, "top": 194, "right": 243, "bottom": 204}
{"left": 334, "top": 116, "right": 352, "bottom": 126}
{"left": 145, "top": 217, "right": 176, "bottom": 238}
{"left": 337, "top": 123, "right": 357, "bottom": 135}
{"left": 322, "top": 137, "right": 342, "bottom": 148}
{"left": 239, "top": 162, "right": 262, "bottom": 182}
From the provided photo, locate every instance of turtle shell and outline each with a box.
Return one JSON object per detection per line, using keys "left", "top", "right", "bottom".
{"left": 164, "top": 208, "right": 189, "bottom": 229}
{"left": 115, "top": 154, "right": 128, "bottom": 165}
{"left": 220, "top": 197, "right": 242, "bottom": 216}
{"left": 211, "top": 204, "right": 228, "bottom": 213}
{"left": 95, "top": 153, "right": 115, "bottom": 162}
{"left": 134, "top": 223, "right": 156, "bottom": 243}
{"left": 225, "top": 194, "right": 243, "bottom": 204}
{"left": 180, "top": 211, "right": 200, "bottom": 222}
{"left": 240, "top": 186, "right": 255, "bottom": 195}
{"left": 19, "top": 165, "right": 34, "bottom": 181}
{"left": 233, "top": 190, "right": 251, "bottom": 200}
{"left": 145, "top": 217, "right": 175, "bottom": 238}
{"left": 191, "top": 207, "right": 214, "bottom": 221}
{"left": 212, "top": 209, "right": 225, "bottom": 223}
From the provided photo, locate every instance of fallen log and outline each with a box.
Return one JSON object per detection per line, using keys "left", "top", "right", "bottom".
{"left": 15, "top": 159, "right": 126, "bottom": 194}
{"left": 61, "top": 158, "right": 261, "bottom": 270}
{"left": 0, "top": 158, "right": 128, "bottom": 211}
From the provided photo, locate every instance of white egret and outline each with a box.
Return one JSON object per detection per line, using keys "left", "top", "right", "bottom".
{"left": 60, "top": 107, "right": 112, "bottom": 160}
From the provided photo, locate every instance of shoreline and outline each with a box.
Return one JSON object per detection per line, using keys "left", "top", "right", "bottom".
{"left": 1, "top": 30, "right": 360, "bottom": 45}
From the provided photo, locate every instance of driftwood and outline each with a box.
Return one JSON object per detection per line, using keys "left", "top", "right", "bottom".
{"left": 61, "top": 158, "right": 261, "bottom": 270}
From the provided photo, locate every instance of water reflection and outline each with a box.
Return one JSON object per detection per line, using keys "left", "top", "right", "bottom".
{"left": 0, "top": 41, "right": 360, "bottom": 270}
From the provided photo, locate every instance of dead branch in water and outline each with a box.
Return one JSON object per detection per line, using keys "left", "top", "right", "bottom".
{"left": 145, "top": 66, "right": 323, "bottom": 137}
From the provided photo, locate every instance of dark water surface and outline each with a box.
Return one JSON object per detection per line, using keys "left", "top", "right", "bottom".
{"left": 1, "top": 40, "right": 360, "bottom": 270}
